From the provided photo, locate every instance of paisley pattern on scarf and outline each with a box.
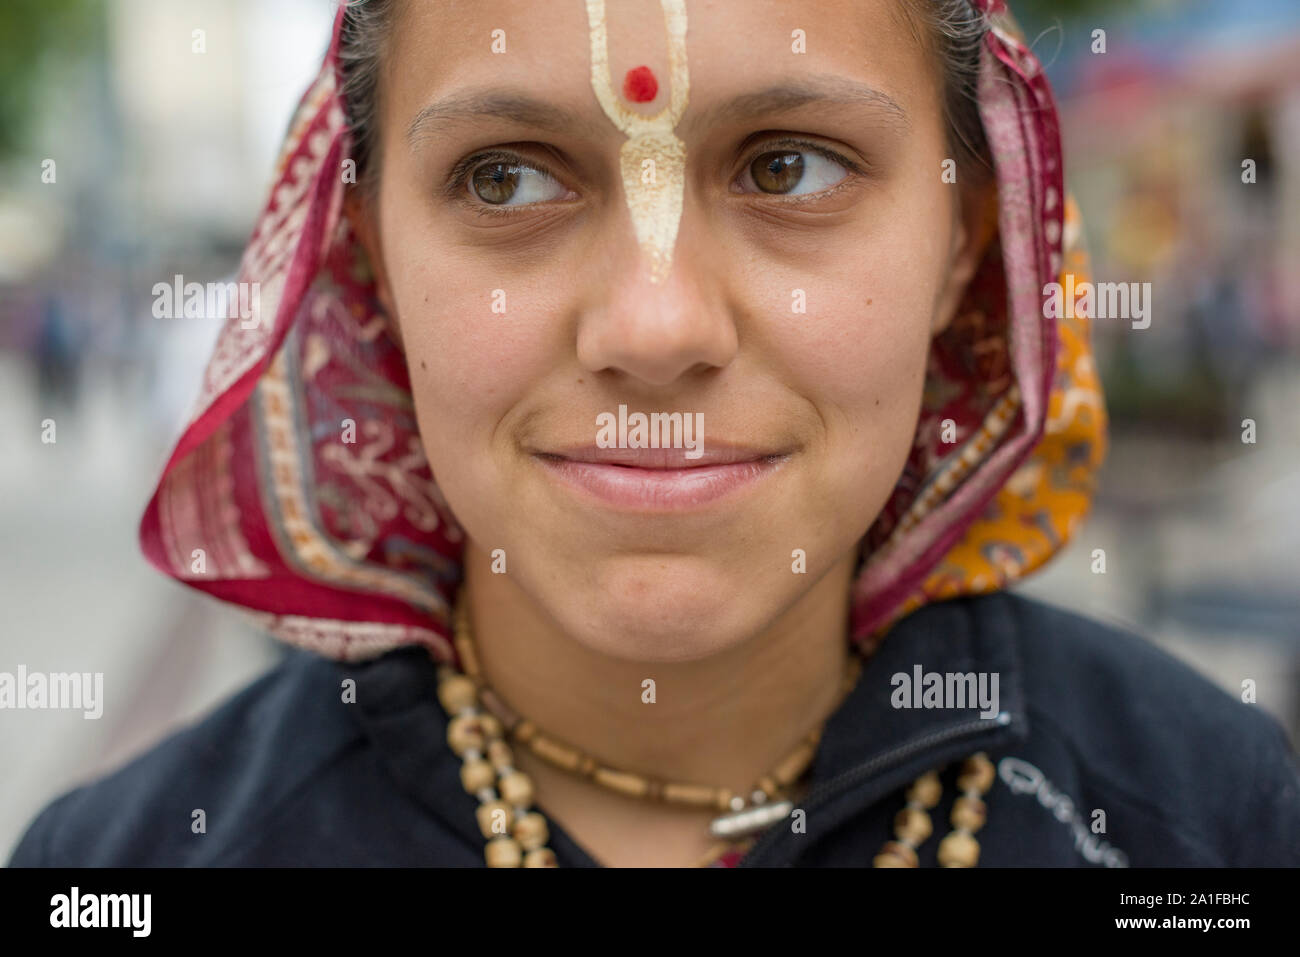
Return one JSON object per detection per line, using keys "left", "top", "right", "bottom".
{"left": 139, "top": 0, "right": 1106, "bottom": 665}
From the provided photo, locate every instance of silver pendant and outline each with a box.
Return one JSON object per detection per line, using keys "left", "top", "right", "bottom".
{"left": 709, "top": 799, "right": 794, "bottom": 838}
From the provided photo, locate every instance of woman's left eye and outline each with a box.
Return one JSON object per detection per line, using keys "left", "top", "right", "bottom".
{"left": 467, "top": 160, "right": 569, "bottom": 206}
{"left": 737, "top": 146, "right": 852, "bottom": 196}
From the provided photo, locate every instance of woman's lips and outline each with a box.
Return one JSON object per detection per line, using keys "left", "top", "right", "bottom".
{"left": 532, "top": 447, "right": 791, "bottom": 511}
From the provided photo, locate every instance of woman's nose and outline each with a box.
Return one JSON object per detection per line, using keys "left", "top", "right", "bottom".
{"left": 574, "top": 227, "right": 739, "bottom": 387}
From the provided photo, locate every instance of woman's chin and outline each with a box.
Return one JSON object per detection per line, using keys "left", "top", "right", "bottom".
{"left": 559, "top": 579, "right": 764, "bottom": 664}
{"left": 571, "top": 622, "right": 746, "bottom": 664}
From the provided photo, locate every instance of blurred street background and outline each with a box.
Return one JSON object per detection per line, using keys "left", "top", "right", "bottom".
{"left": 2, "top": 0, "right": 1298, "bottom": 860}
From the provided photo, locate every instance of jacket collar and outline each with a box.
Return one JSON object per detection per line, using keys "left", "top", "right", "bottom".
{"left": 739, "top": 594, "right": 1030, "bottom": 865}
{"left": 815, "top": 593, "right": 1027, "bottom": 781}
{"left": 346, "top": 595, "right": 1029, "bottom": 866}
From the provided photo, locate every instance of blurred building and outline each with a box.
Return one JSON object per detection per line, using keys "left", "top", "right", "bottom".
{"left": 0, "top": 0, "right": 333, "bottom": 863}
{"left": 1014, "top": 0, "right": 1300, "bottom": 744}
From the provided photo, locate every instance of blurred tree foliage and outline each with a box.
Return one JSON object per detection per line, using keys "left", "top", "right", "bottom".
{"left": 0, "top": 0, "right": 1127, "bottom": 161}
{"left": 1006, "top": 0, "right": 1131, "bottom": 52}
{"left": 1012, "top": 0, "right": 1127, "bottom": 19}
{"left": 0, "top": 0, "right": 105, "bottom": 159}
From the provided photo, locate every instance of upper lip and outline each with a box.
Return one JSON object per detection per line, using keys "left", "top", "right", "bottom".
{"left": 533, "top": 443, "right": 790, "bottom": 469}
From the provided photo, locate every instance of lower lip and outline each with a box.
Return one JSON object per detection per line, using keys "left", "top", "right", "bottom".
{"left": 535, "top": 456, "right": 788, "bottom": 510}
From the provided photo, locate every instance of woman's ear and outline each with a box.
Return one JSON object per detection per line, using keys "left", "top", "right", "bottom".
{"left": 344, "top": 186, "right": 404, "bottom": 348}
{"left": 931, "top": 174, "right": 999, "bottom": 337}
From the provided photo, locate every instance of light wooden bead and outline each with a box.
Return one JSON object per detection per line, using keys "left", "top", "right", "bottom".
{"left": 447, "top": 714, "right": 488, "bottom": 756}
{"left": 951, "top": 795, "right": 987, "bottom": 832}
{"left": 957, "top": 753, "right": 995, "bottom": 794}
{"left": 523, "top": 848, "right": 558, "bottom": 868}
{"left": 594, "top": 768, "right": 650, "bottom": 799}
{"left": 484, "top": 836, "right": 522, "bottom": 868}
{"left": 873, "top": 841, "right": 918, "bottom": 867}
{"left": 772, "top": 743, "right": 817, "bottom": 786}
{"left": 661, "top": 782, "right": 716, "bottom": 807}
{"left": 454, "top": 635, "right": 480, "bottom": 680}
{"left": 478, "top": 712, "right": 504, "bottom": 741}
{"left": 460, "top": 758, "right": 496, "bottom": 793}
{"left": 893, "top": 806, "right": 933, "bottom": 845}
{"left": 487, "top": 739, "right": 514, "bottom": 772}
{"left": 513, "top": 811, "right": 549, "bottom": 851}
{"left": 529, "top": 734, "right": 582, "bottom": 771}
{"left": 476, "top": 800, "right": 514, "bottom": 839}
{"left": 937, "top": 830, "right": 980, "bottom": 868}
{"left": 906, "top": 771, "right": 943, "bottom": 809}
{"left": 437, "top": 675, "right": 477, "bottom": 714}
{"left": 498, "top": 770, "right": 535, "bottom": 807}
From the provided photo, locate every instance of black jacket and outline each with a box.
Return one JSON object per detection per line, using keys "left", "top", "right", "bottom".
{"left": 9, "top": 592, "right": 1300, "bottom": 866}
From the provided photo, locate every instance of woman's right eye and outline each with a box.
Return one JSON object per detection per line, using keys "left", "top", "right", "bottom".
{"left": 468, "top": 161, "right": 569, "bottom": 206}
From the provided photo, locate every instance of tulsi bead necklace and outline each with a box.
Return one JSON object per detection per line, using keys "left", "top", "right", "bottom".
{"left": 436, "top": 591, "right": 861, "bottom": 867}
{"left": 873, "top": 753, "right": 996, "bottom": 867}
{"left": 435, "top": 590, "right": 994, "bottom": 867}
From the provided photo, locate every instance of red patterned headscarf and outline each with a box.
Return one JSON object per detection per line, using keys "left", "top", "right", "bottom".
{"left": 139, "top": 0, "right": 1106, "bottom": 663}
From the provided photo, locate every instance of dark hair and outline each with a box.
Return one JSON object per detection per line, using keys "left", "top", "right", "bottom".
{"left": 898, "top": 0, "right": 992, "bottom": 177}
{"left": 338, "top": 0, "right": 396, "bottom": 198}
{"left": 339, "top": 0, "right": 991, "bottom": 195}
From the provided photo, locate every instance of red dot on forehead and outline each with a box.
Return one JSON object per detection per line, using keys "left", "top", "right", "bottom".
{"left": 622, "top": 65, "right": 658, "bottom": 103}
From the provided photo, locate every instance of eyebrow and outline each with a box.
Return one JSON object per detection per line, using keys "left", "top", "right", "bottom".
{"left": 406, "top": 91, "right": 605, "bottom": 146}
{"left": 405, "top": 75, "right": 908, "bottom": 149}
{"left": 690, "top": 75, "right": 909, "bottom": 133}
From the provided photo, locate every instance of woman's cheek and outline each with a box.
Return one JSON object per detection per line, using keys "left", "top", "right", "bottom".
{"left": 755, "top": 259, "right": 932, "bottom": 417}
{"left": 406, "top": 362, "right": 513, "bottom": 548}
{"left": 386, "top": 269, "right": 511, "bottom": 518}
{"left": 392, "top": 246, "right": 549, "bottom": 412}
{"left": 767, "top": 269, "right": 931, "bottom": 524}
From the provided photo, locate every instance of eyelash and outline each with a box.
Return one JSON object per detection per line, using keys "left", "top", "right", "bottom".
{"left": 740, "top": 136, "right": 867, "bottom": 188}
{"left": 445, "top": 137, "right": 864, "bottom": 216}
{"left": 444, "top": 149, "right": 558, "bottom": 216}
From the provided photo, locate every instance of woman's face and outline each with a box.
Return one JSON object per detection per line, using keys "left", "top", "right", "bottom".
{"left": 353, "top": 0, "right": 988, "bottom": 662}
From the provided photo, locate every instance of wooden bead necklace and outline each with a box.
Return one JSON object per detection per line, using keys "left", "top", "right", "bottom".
{"left": 436, "top": 589, "right": 862, "bottom": 867}
{"left": 872, "top": 753, "right": 995, "bottom": 867}
{"left": 435, "top": 589, "right": 995, "bottom": 867}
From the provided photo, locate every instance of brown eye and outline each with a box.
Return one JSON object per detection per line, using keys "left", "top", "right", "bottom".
{"left": 749, "top": 151, "right": 805, "bottom": 194}
{"left": 738, "top": 145, "right": 852, "bottom": 197}
{"left": 471, "top": 163, "right": 520, "bottom": 204}
{"left": 463, "top": 158, "right": 569, "bottom": 206}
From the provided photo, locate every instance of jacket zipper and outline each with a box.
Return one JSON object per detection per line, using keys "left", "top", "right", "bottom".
{"left": 736, "top": 713, "right": 1012, "bottom": 866}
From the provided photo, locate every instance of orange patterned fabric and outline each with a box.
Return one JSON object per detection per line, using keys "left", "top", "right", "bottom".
{"left": 890, "top": 196, "right": 1106, "bottom": 639}
{"left": 847, "top": 2, "right": 1108, "bottom": 650}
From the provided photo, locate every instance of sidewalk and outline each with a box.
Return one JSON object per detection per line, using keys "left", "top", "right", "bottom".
{"left": 0, "top": 353, "right": 280, "bottom": 861}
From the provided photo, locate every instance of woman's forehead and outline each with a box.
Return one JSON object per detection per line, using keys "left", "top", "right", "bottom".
{"left": 385, "top": 0, "right": 930, "bottom": 138}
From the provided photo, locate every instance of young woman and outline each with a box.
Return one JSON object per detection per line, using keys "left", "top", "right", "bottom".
{"left": 11, "top": 0, "right": 1298, "bottom": 868}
